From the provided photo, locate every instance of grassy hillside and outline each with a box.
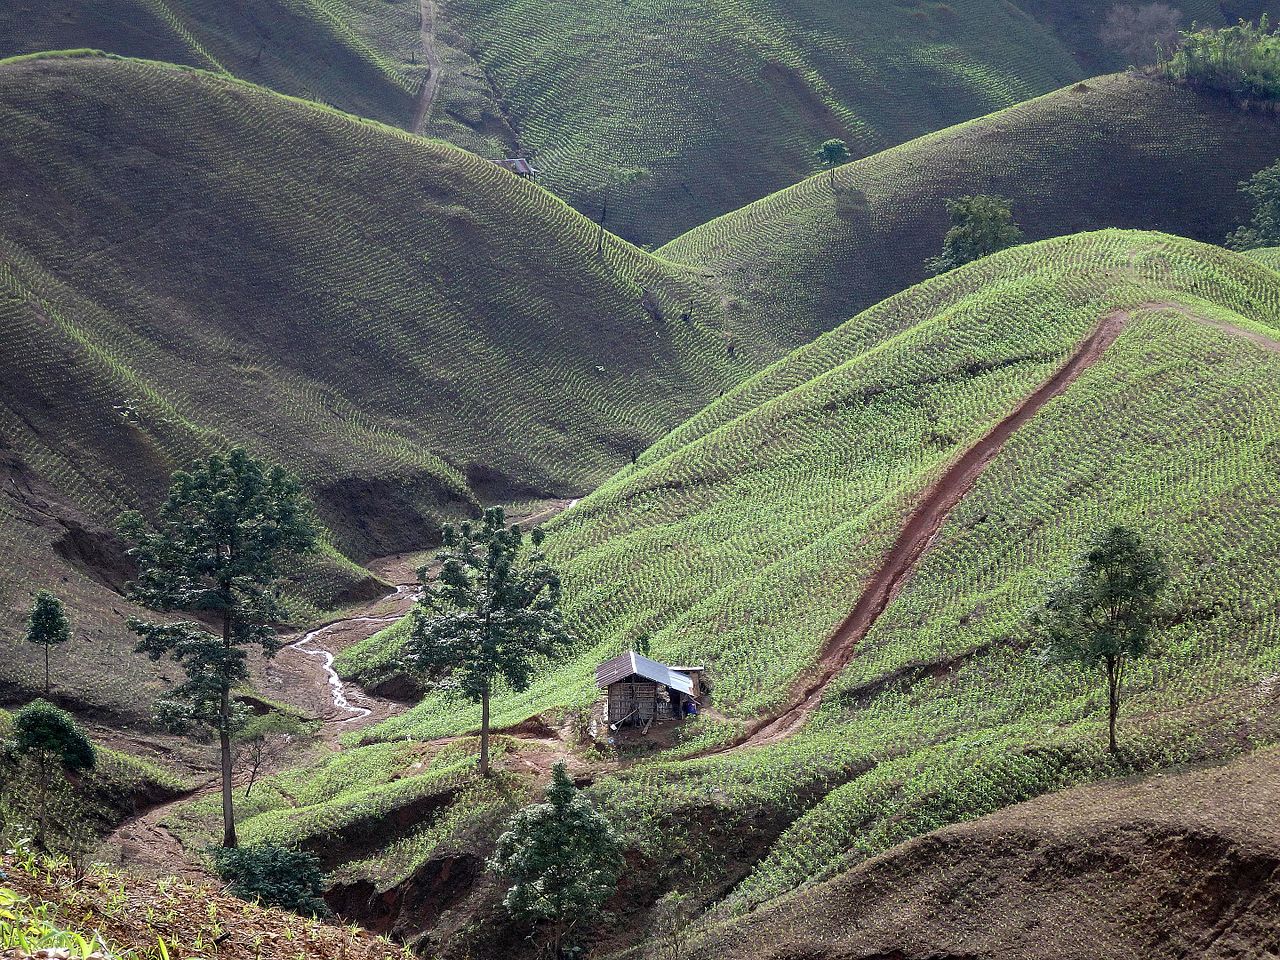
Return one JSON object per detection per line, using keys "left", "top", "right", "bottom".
{"left": 0, "top": 0, "right": 429, "bottom": 129}
{"left": 2, "top": 852, "right": 410, "bottom": 960}
{"left": 697, "top": 746, "right": 1280, "bottom": 960}
{"left": 0, "top": 52, "right": 748, "bottom": 720}
{"left": 3, "top": 2, "right": 1258, "bottom": 245}
{"left": 660, "top": 73, "right": 1280, "bottom": 351}
{"left": 320, "top": 231, "right": 1280, "bottom": 950}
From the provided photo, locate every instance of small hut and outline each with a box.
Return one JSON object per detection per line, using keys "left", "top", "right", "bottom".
{"left": 595, "top": 651, "right": 704, "bottom": 728}
{"left": 491, "top": 157, "right": 539, "bottom": 177}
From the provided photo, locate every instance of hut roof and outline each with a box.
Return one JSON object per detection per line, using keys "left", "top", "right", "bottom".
{"left": 595, "top": 651, "right": 694, "bottom": 695}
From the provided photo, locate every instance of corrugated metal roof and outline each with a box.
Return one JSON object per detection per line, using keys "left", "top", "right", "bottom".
{"left": 595, "top": 651, "right": 694, "bottom": 695}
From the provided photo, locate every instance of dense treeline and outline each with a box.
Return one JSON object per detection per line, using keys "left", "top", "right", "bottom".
{"left": 1162, "top": 17, "right": 1280, "bottom": 100}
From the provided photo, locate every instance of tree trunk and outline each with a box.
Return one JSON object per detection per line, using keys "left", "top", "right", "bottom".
{"left": 479, "top": 684, "right": 491, "bottom": 777}
{"left": 43, "top": 643, "right": 50, "bottom": 695}
{"left": 35, "top": 748, "right": 47, "bottom": 851}
{"left": 221, "top": 611, "right": 238, "bottom": 848}
{"left": 1107, "top": 657, "right": 1120, "bottom": 756}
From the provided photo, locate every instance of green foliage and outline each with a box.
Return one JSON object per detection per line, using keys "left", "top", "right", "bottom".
{"left": 1039, "top": 526, "right": 1168, "bottom": 753}
{"left": 24, "top": 591, "right": 70, "bottom": 694}
{"left": 660, "top": 73, "right": 1280, "bottom": 352}
{"left": 212, "top": 844, "right": 329, "bottom": 917}
{"left": 407, "top": 507, "right": 569, "bottom": 775}
{"left": 1162, "top": 17, "right": 1280, "bottom": 99}
{"left": 121, "top": 448, "right": 319, "bottom": 736}
{"left": 9, "top": 700, "right": 95, "bottom": 774}
{"left": 7, "top": 700, "right": 95, "bottom": 853}
{"left": 926, "top": 194, "right": 1024, "bottom": 274}
{"left": 489, "top": 764, "right": 623, "bottom": 957}
{"left": 121, "top": 448, "right": 319, "bottom": 847}
{"left": 1228, "top": 158, "right": 1280, "bottom": 250}
{"left": 816, "top": 139, "right": 851, "bottom": 182}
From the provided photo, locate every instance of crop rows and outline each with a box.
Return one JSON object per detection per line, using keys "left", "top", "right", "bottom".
{"left": 363, "top": 232, "right": 1280, "bottom": 909}
{"left": 438, "top": 0, "right": 1084, "bottom": 244}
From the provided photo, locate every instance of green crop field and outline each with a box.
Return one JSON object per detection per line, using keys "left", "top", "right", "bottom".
{"left": 0, "top": 0, "right": 429, "bottom": 128}
{"left": 0, "top": 52, "right": 753, "bottom": 720}
{"left": 1, "top": 1, "right": 1256, "bottom": 245}
{"left": 315, "top": 231, "right": 1280, "bottom": 945}
{"left": 659, "top": 72, "right": 1280, "bottom": 352}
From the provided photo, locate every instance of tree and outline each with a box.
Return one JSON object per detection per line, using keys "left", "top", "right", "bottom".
{"left": 1039, "top": 526, "right": 1168, "bottom": 755}
{"left": 213, "top": 844, "right": 328, "bottom": 916}
{"left": 815, "top": 138, "right": 850, "bottom": 186}
{"left": 25, "top": 591, "right": 70, "bottom": 695}
{"left": 926, "top": 194, "right": 1024, "bottom": 274}
{"left": 405, "top": 506, "right": 568, "bottom": 777}
{"left": 8, "top": 699, "right": 95, "bottom": 850}
{"left": 489, "top": 763, "right": 623, "bottom": 958}
{"left": 234, "top": 711, "right": 311, "bottom": 798}
{"left": 1227, "top": 158, "right": 1280, "bottom": 250}
{"left": 1100, "top": 3, "right": 1183, "bottom": 66}
{"left": 119, "top": 448, "right": 319, "bottom": 848}
{"left": 650, "top": 890, "right": 702, "bottom": 960}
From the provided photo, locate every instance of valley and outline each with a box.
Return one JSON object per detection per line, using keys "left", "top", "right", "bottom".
{"left": 4, "top": 8, "right": 1280, "bottom": 960}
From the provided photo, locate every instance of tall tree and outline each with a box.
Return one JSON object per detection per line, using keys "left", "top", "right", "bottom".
{"left": 25, "top": 591, "right": 70, "bottom": 695}
{"left": 405, "top": 506, "right": 568, "bottom": 777}
{"left": 926, "top": 194, "right": 1024, "bottom": 274}
{"left": 1039, "top": 525, "right": 1168, "bottom": 755}
{"left": 815, "top": 138, "right": 851, "bottom": 187}
{"left": 8, "top": 699, "right": 95, "bottom": 851}
{"left": 489, "top": 763, "right": 623, "bottom": 958}
{"left": 1227, "top": 158, "right": 1280, "bottom": 251}
{"left": 119, "top": 448, "right": 318, "bottom": 848}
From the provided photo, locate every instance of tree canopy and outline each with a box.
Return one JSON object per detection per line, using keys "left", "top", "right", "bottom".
{"left": 8, "top": 699, "right": 95, "bottom": 850}
{"left": 1039, "top": 525, "right": 1168, "bottom": 754}
{"left": 489, "top": 763, "right": 623, "bottom": 957}
{"left": 927, "top": 194, "right": 1024, "bottom": 274}
{"left": 120, "top": 448, "right": 319, "bottom": 846}
{"left": 406, "top": 506, "right": 568, "bottom": 775}
{"left": 24, "top": 590, "right": 70, "bottom": 695}
{"left": 1227, "top": 158, "right": 1280, "bottom": 250}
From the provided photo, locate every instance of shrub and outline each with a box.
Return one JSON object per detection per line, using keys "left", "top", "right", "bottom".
{"left": 212, "top": 844, "right": 329, "bottom": 916}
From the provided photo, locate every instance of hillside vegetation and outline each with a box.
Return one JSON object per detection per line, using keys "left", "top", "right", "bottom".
{"left": 698, "top": 746, "right": 1280, "bottom": 960}
{"left": 318, "top": 231, "right": 1280, "bottom": 951}
{"left": 0, "top": 0, "right": 429, "bottom": 129}
{"left": 0, "top": 52, "right": 748, "bottom": 720}
{"left": 660, "top": 73, "right": 1280, "bottom": 351}
{"left": 1, "top": 1, "right": 1257, "bottom": 244}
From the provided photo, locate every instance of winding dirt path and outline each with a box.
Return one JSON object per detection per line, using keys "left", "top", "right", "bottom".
{"left": 697, "top": 307, "right": 1132, "bottom": 756}
{"left": 102, "top": 499, "right": 581, "bottom": 873}
{"left": 411, "top": 0, "right": 442, "bottom": 134}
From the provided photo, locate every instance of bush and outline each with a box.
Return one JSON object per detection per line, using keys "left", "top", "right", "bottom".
{"left": 212, "top": 844, "right": 328, "bottom": 916}
{"left": 1226, "top": 158, "right": 1280, "bottom": 249}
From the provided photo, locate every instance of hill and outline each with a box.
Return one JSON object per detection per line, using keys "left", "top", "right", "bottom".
{"left": 1, "top": 852, "right": 409, "bottom": 960}
{"left": 2, "top": 3, "right": 1263, "bottom": 245}
{"left": 659, "top": 72, "right": 1280, "bottom": 351}
{"left": 697, "top": 746, "right": 1280, "bottom": 960}
{"left": 0, "top": 52, "right": 749, "bottom": 721}
{"left": 0, "top": 0, "right": 428, "bottom": 131}
{"left": 256, "top": 230, "right": 1280, "bottom": 953}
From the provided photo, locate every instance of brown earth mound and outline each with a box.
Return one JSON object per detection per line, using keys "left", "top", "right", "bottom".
{"left": 703, "top": 749, "right": 1280, "bottom": 960}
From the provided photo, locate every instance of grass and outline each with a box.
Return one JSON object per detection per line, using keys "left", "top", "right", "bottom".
{"left": 658, "top": 72, "right": 1280, "bottom": 353}
{"left": 0, "top": 850, "right": 412, "bottom": 959}
{"left": 0, "top": 0, "right": 1237, "bottom": 245}
{"left": 0, "top": 52, "right": 750, "bottom": 721}
{"left": 0, "top": 0, "right": 427, "bottom": 128}
{"left": 337, "top": 231, "right": 1280, "bottom": 930}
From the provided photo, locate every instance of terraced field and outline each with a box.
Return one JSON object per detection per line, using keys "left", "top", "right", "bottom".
{"left": 0, "top": 52, "right": 749, "bottom": 720}
{"left": 437, "top": 0, "right": 1254, "bottom": 243}
{"left": 3, "top": 1, "right": 1257, "bottom": 245}
{"left": 323, "top": 231, "right": 1280, "bottom": 947}
{"left": 659, "top": 73, "right": 1280, "bottom": 351}
{"left": 0, "top": 0, "right": 429, "bottom": 128}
